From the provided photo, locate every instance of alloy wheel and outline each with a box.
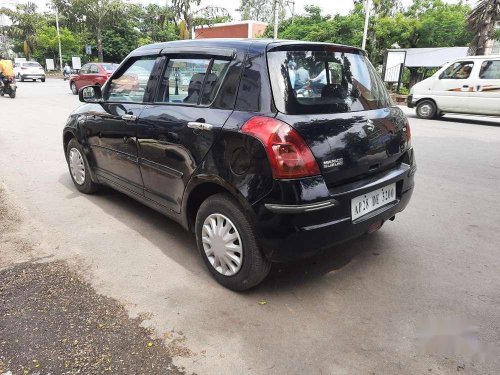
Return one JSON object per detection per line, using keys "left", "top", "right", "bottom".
{"left": 201, "top": 213, "right": 243, "bottom": 276}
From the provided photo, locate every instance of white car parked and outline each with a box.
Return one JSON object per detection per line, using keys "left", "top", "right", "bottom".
{"left": 14, "top": 61, "right": 46, "bottom": 82}
{"left": 408, "top": 55, "right": 500, "bottom": 118}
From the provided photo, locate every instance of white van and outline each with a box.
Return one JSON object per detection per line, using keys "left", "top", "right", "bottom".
{"left": 408, "top": 55, "right": 500, "bottom": 118}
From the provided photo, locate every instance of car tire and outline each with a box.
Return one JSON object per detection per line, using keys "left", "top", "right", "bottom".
{"left": 66, "top": 139, "right": 99, "bottom": 194}
{"left": 16, "top": 73, "right": 20, "bottom": 79}
{"left": 41, "top": 78, "right": 45, "bottom": 82}
{"left": 20, "top": 76, "right": 24, "bottom": 82}
{"left": 71, "top": 82, "right": 78, "bottom": 95}
{"left": 416, "top": 100, "right": 437, "bottom": 119}
{"left": 195, "top": 193, "right": 271, "bottom": 291}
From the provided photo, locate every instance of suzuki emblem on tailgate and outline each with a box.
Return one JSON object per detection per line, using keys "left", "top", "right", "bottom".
{"left": 323, "top": 158, "right": 344, "bottom": 168}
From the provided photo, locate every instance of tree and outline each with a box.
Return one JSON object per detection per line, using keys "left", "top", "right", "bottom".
{"left": 171, "top": 0, "right": 230, "bottom": 38}
{"left": 33, "top": 26, "right": 81, "bottom": 66}
{"left": 102, "top": 24, "right": 139, "bottom": 62}
{"left": 238, "top": 0, "right": 287, "bottom": 23}
{"left": 468, "top": 0, "right": 500, "bottom": 55}
{"left": 52, "top": 0, "right": 124, "bottom": 62}
{"left": 262, "top": 5, "right": 363, "bottom": 47}
{"left": 0, "top": 2, "right": 43, "bottom": 60}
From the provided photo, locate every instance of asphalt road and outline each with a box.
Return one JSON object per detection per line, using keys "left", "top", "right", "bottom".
{"left": 1, "top": 79, "right": 499, "bottom": 374}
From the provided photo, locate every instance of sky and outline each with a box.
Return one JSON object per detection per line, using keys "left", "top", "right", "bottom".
{"left": 1, "top": 0, "right": 476, "bottom": 18}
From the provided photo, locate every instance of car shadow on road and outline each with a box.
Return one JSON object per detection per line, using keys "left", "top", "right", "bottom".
{"left": 59, "top": 173, "right": 382, "bottom": 291}
{"left": 255, "top": 233, "right": 383, "bottom": 293}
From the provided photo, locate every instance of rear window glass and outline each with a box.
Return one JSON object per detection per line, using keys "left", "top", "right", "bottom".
{"left": 101, "top": 63, "right": 118, "bottom": 73}
{"left": 24, "top": 62, "right": 41, "bottom": 68}
{"left": 267, "top": 50, "right": 392, "bottom": 114}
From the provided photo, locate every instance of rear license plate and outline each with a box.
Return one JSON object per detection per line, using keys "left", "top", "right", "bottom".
{"left": 351, "top": 183, "right": 396, "bottom": 221}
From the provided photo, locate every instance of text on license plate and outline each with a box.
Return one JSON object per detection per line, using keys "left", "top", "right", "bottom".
{"left": 351, "top": 183, "right": 396, "bottom": 221}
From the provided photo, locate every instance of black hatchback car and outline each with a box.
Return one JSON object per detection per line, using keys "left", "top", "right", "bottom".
{"left": 63, "top": 39, "right": 416, "bottom": 290}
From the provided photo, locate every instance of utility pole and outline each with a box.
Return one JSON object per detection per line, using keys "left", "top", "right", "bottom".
{"left": 362, "top": 0, "right": 370, "bottom": 50}
{"left": 273, "top": 0, "right": 279, "bottom": 40}
{"left": 55, "top": 7, "right": 63, "bottom": 72}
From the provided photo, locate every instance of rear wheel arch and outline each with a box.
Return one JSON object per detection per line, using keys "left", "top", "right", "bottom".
{"left": 183, "top": 180, "right": 252, "bottom": 232}
{"left": 63, "top": 130, "right": 76, "bottom": 153}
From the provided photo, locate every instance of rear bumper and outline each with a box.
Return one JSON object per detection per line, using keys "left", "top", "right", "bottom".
{"left": 21, "top": 74, "right": 45, "bottom": 79}
{"left": 254, "top": 161, "right": 416, "bottom": 262}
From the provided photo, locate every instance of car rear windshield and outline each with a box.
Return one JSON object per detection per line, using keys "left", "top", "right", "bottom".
{"left": 24, "top": 62, "right": 42, "bottom": 68}
{"left": 267, "top": 49, "right": 392, "bottom": 115}
{"left": 101, "top": 63, "right": 118, "bottom": 73}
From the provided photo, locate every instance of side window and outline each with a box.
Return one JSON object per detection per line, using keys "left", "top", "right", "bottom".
{"left": 106, "top": 57, "right": 156, "bottom": 102}
{"left": 201, "top": 59, "right": 230, "bottom": 105}
{"left": 156, "top": 57, "right": 230, "bottom": 105}
{"left": 157, "top": 58, "right": 211, "bottom": 104}
{"left": 80, "top": 64, "right": 90, "bottom": 74}
{"left": 89, "top": 64, "right": 99, "bottom": 74}
{"left": 441, "top": 62, "right": 474, "bottom": 79}
{"left": 479, "top": 60, "right": 500, "bottom": 79}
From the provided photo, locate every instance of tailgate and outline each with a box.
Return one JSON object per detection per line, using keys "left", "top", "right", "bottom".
{"left": 276, "top": 107, "right": 409, "bottom": 186}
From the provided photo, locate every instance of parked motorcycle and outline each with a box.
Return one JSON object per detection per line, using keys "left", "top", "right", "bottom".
{"left": 0, "top": 77, "right": 16, "bottom": 99}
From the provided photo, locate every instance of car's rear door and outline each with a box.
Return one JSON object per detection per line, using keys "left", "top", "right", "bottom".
{"left": 75, "top": 64, "right": 90, "bottom": 89}
{"left": 85, "top": 56, "right": 158, "bottom": 195}
{"left": 136, "top": 48, "right": 241, "bottom": 212}
{"left": 469, "top": 58, "right": 500, "bottom": 115}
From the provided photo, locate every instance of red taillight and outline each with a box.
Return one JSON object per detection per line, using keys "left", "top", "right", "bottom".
{"left": 405, "top": 118, "right": 411, "bottom": 144}
{"left": 241, "top": 116, "right": 320, "bottom": 179}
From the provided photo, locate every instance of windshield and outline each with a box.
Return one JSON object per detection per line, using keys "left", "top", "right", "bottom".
{"left": 101, "top": 63, "right": 118, "bottom": 73}
{"left": 24, "top": 62, "right": 42, "bottom": 68}
{"left": 268, "top": 49, "right": 392, "bottom": 115}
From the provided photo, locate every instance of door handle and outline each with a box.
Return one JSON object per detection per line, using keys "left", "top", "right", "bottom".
{"left": 187, "top": 122, "right": 213, "bottom": 131}
{"left": 122, "top": 114, "right": 137, "bottom": 122}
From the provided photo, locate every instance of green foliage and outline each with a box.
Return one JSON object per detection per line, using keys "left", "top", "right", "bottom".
{"left": 267, "top": 0, "right": 472, "bottom": 67}
{"left": 33, "top": 26, "right": 82, "bottom": 64}
{"left": 0, "top": 2, "right": 44, "bottom": 59}
{"left": 263, "top": 5, "right": 363, "bottom": 46}
{"left": 102, "top": 23, "right": 139, "bottom": 62}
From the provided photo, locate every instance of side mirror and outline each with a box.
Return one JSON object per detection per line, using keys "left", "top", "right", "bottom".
{"left": 79, "top": 85, "right": 102, "bottom": 103}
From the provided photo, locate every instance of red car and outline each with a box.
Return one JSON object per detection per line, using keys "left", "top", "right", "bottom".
{"left": 70, "top": 63, "right": 118, "bottom": 95}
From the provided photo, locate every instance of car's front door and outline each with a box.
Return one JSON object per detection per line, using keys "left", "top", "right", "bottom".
{"left": 85, "top": 56, "right": 158, "bottom": 195}
{"left": 469, "top": 59, "right": 500, "bottom": 115}
{"left": 433, "top": 60, "right": 475, "bottom": 113}
{"left": 137, "top": 53, "right": 239, "bottom": 212}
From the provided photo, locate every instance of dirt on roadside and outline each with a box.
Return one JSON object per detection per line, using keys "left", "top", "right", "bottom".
{"left": 0, "top": 185, "right": 186, "bottom": 375}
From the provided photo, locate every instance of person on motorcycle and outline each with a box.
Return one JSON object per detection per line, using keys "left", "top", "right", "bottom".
{"left": 295, "top": 66, "right": 310, "bottom": 90}
{"left": 0, "top": 55, "right": 15, "bottom": 88}
{"left": 63, "top": 63, "right": 72, "bottom": 76}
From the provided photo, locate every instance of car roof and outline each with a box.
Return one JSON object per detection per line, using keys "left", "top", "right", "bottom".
{"left": 133, "top": 38, "right": 364, "bottom": 55}
{"left": 452, "top": 55, "right": 500, "bottom": 61}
